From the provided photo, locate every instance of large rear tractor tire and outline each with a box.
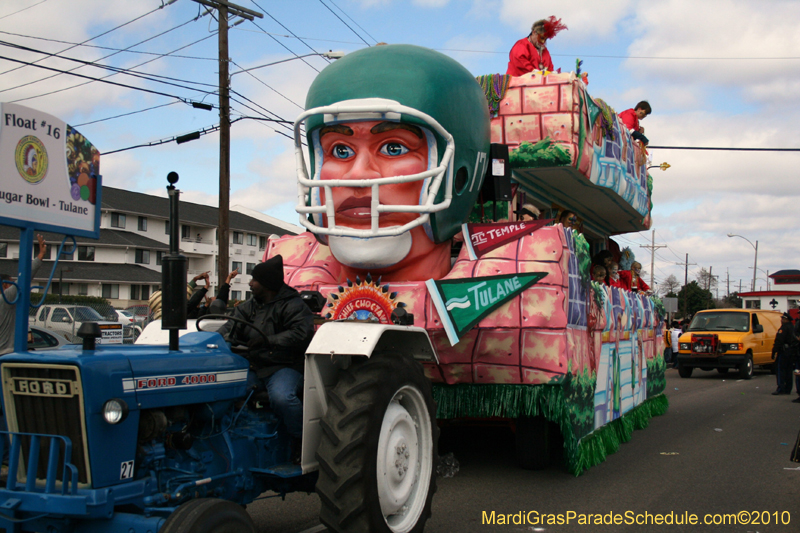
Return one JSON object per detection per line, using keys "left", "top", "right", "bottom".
{"left": 159, "top": 498, "right": 255, "bottom": 533}
{"left": 316, "top": 353, "right": 438, "bottom": 533}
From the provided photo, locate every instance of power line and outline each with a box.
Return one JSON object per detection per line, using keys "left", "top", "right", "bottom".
{"left": 0, "top": 40, "right": 218, "bottom": 95}
{"left": 326, "top": 0, "right": 378, "bottom": 44}
{"left": 0, "top": 2, "right": 172, "bottom": 77}
{"left": 7, "top": 32, "right": 218, "bottom": 104}
{"left": 250, "top": 1, "right": 332, "bottom": 64}
{"left": 72, "top": 102, "right": 181, "bottom": 128}
{"left": 318, "top": 0, "right": 371, "bottom": 46}
{"left": 247, "top": 18, "right": 321, "bottom": 73}
{"left": 0, "top": 0, "right": 50, "bottom": 20}
{"left": 649, "top": 145, "right": 800, "bottom": 152}
{"left": 230, "top": 59, "right": 304, "bottom": 110}
{"left": 234, "top": 27, "right": 364, "bottom": 45}
{"left": 0, "top": 54, "right": 209, "bottom": 105}
{"left": 0, "top": 30, "right": 217, "bottom": 61}
{"left": 428, "top": 47, "right": 800, "bottom": 60}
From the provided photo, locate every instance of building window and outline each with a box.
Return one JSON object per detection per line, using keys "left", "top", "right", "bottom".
{"left": 135, "top": 249, "right": 150, "bottom": 264}
{"left": 247, "top": 234, "right": 257, "bottom": 246}
{"left": 745, "top": 300, "right": 761, "bottom": 309}
{"left": 233, "top": 231, "right": 243, "bottom": 245}
{"left": 775, "top": 276, "right": 800, "bottom": 285}
{"left": 181, "top": 225, "right": 191, "bottom": 240}
{"left": 51, "top": 282, "right": 69, "bottom": 296}
{"left": 130, "top": 284, "right": 151, "bottom": 300}
{"left": 232, "top": 261, "right": 242, "bottom": 274}
{"left": 77, "top": 283, "right": 88, "bottom": 295}
{"left": 259, "top": 236, "right": 266, "bottom": 250}
{"left": 246, "top": 262, "right": 255, "bottom": 275}
{"left": 156, "top": 251, "right": 164, "bottom": 266}
{"left": 245, "top": 291, "right": 252, "bottom": 300}
{"left": 0, "top": 243, "right": 6, "bottom": 258}
{"left": 231, "top": 290, "right": 241, "bottom": 301}
{"left": 138, "top": 216, "right": 148, "bottom": 231}
{"left": 111, "top": 212, "right": 126, "bottom": 228}
{"left": 33, "top": 243, "right": 51, "bottom": 260}
{"left": 165, "top": 220, "right": 170, "bottom": 234}
{"left": 102, "top": 284, "right": 120, "bottom": 299}
{"left": 77, "top": 246, "right": 95, "bottom": 261}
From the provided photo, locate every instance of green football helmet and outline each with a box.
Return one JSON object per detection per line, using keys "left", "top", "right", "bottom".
{"left": 294, "top": 44, "right": 491, "bottom": 244}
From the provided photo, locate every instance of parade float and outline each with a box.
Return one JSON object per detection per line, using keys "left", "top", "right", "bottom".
{"left": 270, "top": 44, "right": 667, "bottom": 475}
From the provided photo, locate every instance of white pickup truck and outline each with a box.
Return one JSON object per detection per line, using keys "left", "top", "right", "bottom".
{"left": 29, "top": 305, "right": 130, "bottom": 344}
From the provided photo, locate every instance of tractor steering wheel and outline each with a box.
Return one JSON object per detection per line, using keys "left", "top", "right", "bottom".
{"left": 196, "top": 314, "right": 270, "bottom": 354}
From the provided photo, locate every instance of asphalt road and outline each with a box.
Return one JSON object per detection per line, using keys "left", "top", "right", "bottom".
{"left": 248, "top": 367, "right": 800, "bottom": 533}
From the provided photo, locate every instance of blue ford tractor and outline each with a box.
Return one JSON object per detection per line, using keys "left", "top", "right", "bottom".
{"left": 0, "top": 174, "right": 439, "bottom": 533}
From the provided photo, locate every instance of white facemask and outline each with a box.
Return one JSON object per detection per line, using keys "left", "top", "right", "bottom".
{"left": 328, "top": 231, "right": 413, "bottom": 270}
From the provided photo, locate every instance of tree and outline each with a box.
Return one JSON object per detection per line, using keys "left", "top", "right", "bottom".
{"left": 677, "top": 281, "right": 714, "bottom": 317}
{"left": 660, "top": 274, "right": 680, "bottom": 296}
{"left": 696, "top": 268, "right": 718, "bottom": 293}
{"left": 723, "top": 291, "right": 743, "bottom": 308}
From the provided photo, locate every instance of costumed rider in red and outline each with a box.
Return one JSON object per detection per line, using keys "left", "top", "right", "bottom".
{"left": 507, "top": 16, "right": 567, "bottom": 77}
{"left": 619, "top": 101, "right": 651, "bottom": 146}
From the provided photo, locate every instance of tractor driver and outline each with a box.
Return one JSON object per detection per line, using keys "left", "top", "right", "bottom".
{"left": 294, "top": 44, "right": 492, "bottom": 283}
{"left": 218, "top": 254, "right": 315, "bottom": 449}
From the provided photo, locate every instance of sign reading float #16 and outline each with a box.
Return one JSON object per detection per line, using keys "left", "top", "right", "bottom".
{"left": 0, "top": 102, "right": 101, "bottom": 238}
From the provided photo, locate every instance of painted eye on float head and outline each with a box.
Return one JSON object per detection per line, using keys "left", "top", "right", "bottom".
{"left": 379, "top": 142, "right": 409, "bottom": 157}
{"left": 332, "top": 145, "right": 354, "bottom": 159}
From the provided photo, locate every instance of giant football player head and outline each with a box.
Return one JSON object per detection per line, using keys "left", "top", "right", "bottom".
{"left": 294, "top": 45, "right": 490, "bottom": 281}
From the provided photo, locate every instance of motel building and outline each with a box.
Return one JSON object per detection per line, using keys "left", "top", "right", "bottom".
{"left": 739, "top": 269, "right": 800, "bottom": 319}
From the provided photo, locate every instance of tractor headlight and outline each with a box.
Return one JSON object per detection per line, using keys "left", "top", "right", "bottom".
{"left": 103, "top": 399, "right": 129, "bottom": 424}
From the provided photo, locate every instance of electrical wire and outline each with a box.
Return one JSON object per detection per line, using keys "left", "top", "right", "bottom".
{"left": 0, "top": 0, "right": 49, "bottom": 20}
{"left": 0, "top": 3, "right": 170, "bottom": 77}
{"left": 326, "top": 0, "right": 378, "bottom": 44}
{"left": 246, "top": 18, "right": 321, "bottom": 73}
{"left": 229, "top": 59, "right": 304, "bottom": 110}
{"left": 234, "top": 27, "right": 364, "bottom": 46}
{"left": 0, "top": 54, "right": 208, "bottom": 103}
{"left": 71, "top": 102, "right": 181, "bottom": 128}
{"left": 250, "top": 1, "right": 332, "bottom": 63}
{"left": 0, "top": 40, "right": 218, "bottom": 95}
{"left": 317, "top": 0, "right": 371, "bottom": 46}
{"left": 8, "top": 32, "right": 218, "bottom": 104}
{"left": 649, "top": 145, "right": 800, "bottom": 152}
{"left": 0, "top": 29, "right": 217, "bottom": 61}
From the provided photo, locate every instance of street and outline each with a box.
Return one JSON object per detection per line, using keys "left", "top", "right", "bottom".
{"left": 248, "top": 367, "right": 800, "bottom": 533}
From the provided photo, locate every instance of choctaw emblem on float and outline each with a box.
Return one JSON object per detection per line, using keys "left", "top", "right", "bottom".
{"left": 325, "top": 274, "right": 403, "bottom": 323}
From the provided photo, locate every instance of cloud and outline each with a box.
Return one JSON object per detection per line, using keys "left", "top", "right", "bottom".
{"left": 624, "top": 0, "right": 800, "bottom": 106}
{"left": 499, "top": 0, "right": 634, "bottom": 42}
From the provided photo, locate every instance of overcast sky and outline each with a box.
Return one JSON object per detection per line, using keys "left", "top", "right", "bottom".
{"left": 1, "top": 0, "right": 798, "bottom": 294}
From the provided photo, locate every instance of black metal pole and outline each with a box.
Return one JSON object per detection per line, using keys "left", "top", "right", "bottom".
{"left": 162, "top": 172, "right": 187, "bottom": 351}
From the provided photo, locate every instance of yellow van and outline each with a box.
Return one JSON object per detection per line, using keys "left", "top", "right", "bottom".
{"left": 674, "top": 309, "right": 781, "bottom": 379}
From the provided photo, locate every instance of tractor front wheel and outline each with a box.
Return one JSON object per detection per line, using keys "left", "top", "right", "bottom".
{"left": 159, "top": 498, "right": 255, "bottom": 533}
{"left": 316, "top": 353, "right": 438, "bottom": 533}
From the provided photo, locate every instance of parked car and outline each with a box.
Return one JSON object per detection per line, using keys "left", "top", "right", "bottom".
{"left": 124, "top": 304, "right": 152, "bottom": 326}
{"left": 29, "top": 304, "right": 126, "bottom": 344}
{"left": 28, "top": 325, "right": 79, "bottom": 351}
{"left": 106, "top": 308, "right": 135, "bottom": 325}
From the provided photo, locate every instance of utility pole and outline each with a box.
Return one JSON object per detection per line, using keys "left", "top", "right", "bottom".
{"left": 726, "top": 268, "right": 730, "bottom": 297}
{"left": 674, "top": 253, "right": 697, "bottom": 318}
{"left": 639, "top": 230, "right": 667, "bottom": 290}
{"left": 739, "top": 279, "right": 742, "bottom": 293}
{"left": 191, "top": 0, "right": 263, "bottom": 280}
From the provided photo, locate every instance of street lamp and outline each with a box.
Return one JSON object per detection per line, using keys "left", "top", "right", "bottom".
{"left": 727, "top": 233, "right": 758, "bottom": 292}
{"left": 647, "top": 162, "right": 671, "bottom": 171}
{"left": 748, "top": 267, "right": 770, "bottom": 290}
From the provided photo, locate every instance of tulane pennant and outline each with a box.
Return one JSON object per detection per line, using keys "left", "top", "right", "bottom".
{"left": 426, "top": 272, "right": 547, "bottom": 345}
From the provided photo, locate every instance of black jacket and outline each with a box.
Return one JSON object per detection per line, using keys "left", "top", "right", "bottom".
{"left": 218, "top": 283, "right": 315, "bottom": 378}
{"left": 774, "top": 322, "right": 797, "bottom": 355}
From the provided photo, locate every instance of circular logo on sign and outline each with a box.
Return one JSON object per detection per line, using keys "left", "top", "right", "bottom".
{"left": 326, "top": 276, "right": 401, "bottom": 324}
{"left": 15, "top": 136, "right": 48, "bottom": 184}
